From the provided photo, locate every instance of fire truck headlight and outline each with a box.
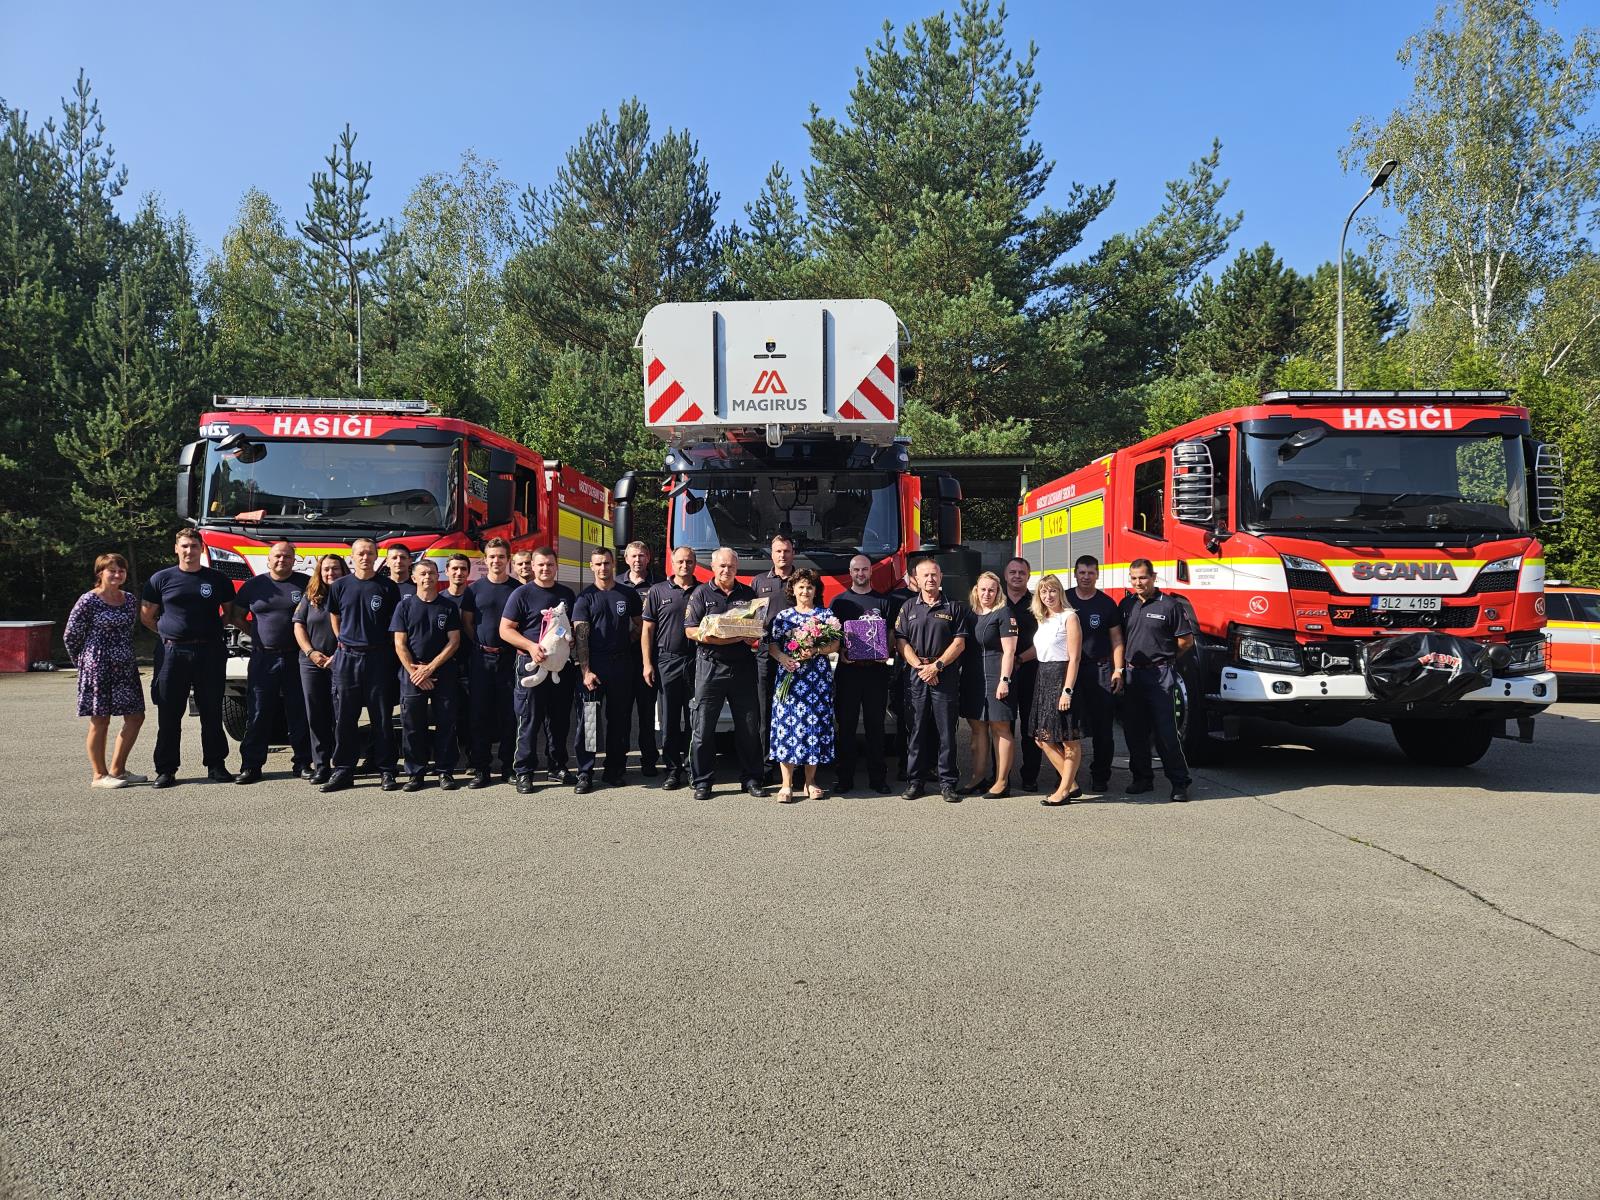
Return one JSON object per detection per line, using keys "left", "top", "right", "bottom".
{"left": 1481, "top": 555, "right": 1521, "bottom": 575}
{"left": 1281, "top": 554, "right": 1324, "bottom": 573}
{"left": 208, "top": 546, "right": 244, "bottom": 566}
{"left": 1236, "top": 633, "right": 1303, "bottom": 673}
{"left": 1504, "top": 636, "right": 1547, "bottom": 675}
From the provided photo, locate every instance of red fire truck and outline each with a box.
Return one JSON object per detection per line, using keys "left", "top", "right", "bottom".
{"left": 610, "top": 299, "right": 961, "bottom": 595}
{"left": 1017, "top": 390, "right": 1564, "bottom": 767}
{"left": 176, "top": 396, "right": 611, "bottom": 736}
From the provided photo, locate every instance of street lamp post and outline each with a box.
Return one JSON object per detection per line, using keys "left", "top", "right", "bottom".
{"left": 1337, "top": 158, "right": 1398, "bottom": 390}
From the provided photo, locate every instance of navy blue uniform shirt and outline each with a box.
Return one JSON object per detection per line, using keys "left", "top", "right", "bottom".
{"left": 143, "top": 566, "right": 236, "bottom": 641}
{"left": 501, "top": 581, "right": 577, "bottom": 639}
{"left": 1118, "top": 589, "right": 1195, "bottom": 666}
{"left": 752, "top": 569, "right": 794, "bottom": 633}
{"left": 895, "top": 593, "right": 974, "bottom": 690}
{"left": 389, "top": 594, "right": 462, "bottom": 680}
{"left": 293, "top": 595, "right": 337, "bottom": 658}
{"left": 1066, "top": 589, "right": 1123, "bottom": 661}
{"left": 441, "top": 587, "right": 479, "bottom": 642}
{"left": 467, "top": 577, "right": 520, "bottom": 650}
{"left": 573, "top": 583, "right": 642, "bottom": 664}
{"left": 685, "top": 580, "right": 759, "bottom": 664}
{"left": 235, "top": 572, "right": 310, "bottom": 653}
{"left": 329, "top": 573, "right": 401, "bottom": 650}
{"left": 643, "top": 578, "right": 698, "bottom": 659}
{"left": 1004, "top": 591, "right": 1039, "bottom": 660}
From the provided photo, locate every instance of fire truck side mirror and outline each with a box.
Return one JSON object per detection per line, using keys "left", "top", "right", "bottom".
{"left": 485, "top": 448, "right": 516, "bottom": 527}
{"left": 176, "top": 440, "right": 203, "bottom": 522}
{"left": 612, "top": 471, "right": 636, "bottom": 549}
{"left": 935, "top": 473, "right": 962, "bottom": 549}
{"left": 1171, "top": 441, "right": 1216, "bottom": 525}
{"left": 1534, "top": 443, "right": 1565, "bottom": 524}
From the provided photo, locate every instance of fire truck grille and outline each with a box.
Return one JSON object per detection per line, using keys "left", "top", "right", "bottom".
{"left": 1328, "top": 605, "right": 1480, "bottom": 630}
{"left": 212, "top": 560, "right": 251, "bottom": 582}
{"left": 1468, "top": 570, "right": 1518, "bottom": 594}
{"left": 1285, "top": 568, "right": 1332, "bottom": 591}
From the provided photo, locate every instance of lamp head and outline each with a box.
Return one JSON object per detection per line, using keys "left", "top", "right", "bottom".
{"left": 1371, "top": 159, "right": 1399, "bottom": 189}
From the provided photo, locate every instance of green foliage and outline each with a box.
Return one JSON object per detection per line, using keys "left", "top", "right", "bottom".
{"left": 1348, "top": 0, "right": 1600, "bottom": 370}
{"left": 1135, "top": 371, "right": 1261, "bottom": 440}
{"left": 1180, "top": 244, "right": 1309, "bottom": 381}
{"left": 1517, "top": 371, "right": 1600, "bottom": 583}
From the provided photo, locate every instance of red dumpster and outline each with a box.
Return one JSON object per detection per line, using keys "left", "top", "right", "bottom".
{"left": 0, "top": 621, "right": 53, "bottom": 672}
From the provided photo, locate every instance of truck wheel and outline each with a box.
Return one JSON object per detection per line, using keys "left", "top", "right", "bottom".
{"left": 1173, "top": 658, "right": 1219, "bottom": 766}
{"left": 1391, "top": 718, "right": 1494, "bottom": 767}
{"left": 222, "top": 696, "right": 248, "bottom": 743}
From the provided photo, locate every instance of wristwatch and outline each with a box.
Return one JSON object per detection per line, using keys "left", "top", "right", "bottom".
{"left": 1000, "top": 675, "right": 1012, "bottom": 684}
{"left": 1061, "top": 686, "right": 1073, "bottom": 696}
{"left": 932, "top": 660, "right": 944, "bottom": 672}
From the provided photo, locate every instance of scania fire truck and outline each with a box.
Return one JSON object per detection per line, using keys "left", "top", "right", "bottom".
{"left": 611, "top": 299, "right": 961, "bottom": 595}
{"left": 1017, "top": 390, "right": 1564, "bottom": 767}
{"left": 176, "top": 396, "right": 611, "bottom": 738}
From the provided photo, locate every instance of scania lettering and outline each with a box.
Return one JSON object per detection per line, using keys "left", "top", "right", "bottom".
{"left": 1017, "top": 390, "right": 1564, "bottom": 768}
{"left": 175, "top": 395, "right": 610, "bottom": 740}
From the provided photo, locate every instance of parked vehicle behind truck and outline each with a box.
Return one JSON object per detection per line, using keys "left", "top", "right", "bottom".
{"left": 1017, "top": 390, "right": 1564, "bottom": 767}
{"left": 176, "top": 395, "right": 610, "bottom": 738}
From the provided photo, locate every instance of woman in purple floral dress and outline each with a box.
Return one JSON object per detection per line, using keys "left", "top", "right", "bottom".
{"left": 63, "top": 553, "right": 146, "bottom": 789}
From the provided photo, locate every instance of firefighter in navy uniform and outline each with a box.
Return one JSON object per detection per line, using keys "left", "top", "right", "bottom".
{"left": 140, "top": 527, "right": 238, "bottom": 788}
{"left": 466, "top": 538, "right": 519, "bottom": 788}
{"left": 831, "top": 553, "right": 895, "bottom": 794}
{"left": 441, "top": 553, "right": 478, "bottom": 771}
{"left": 895, "top": 558, "right": 972, "bottom": 803}
{"left": 887, "top": 572, "right": 917, "bottom": 780}
{"left": 390, "top": 559, "right": 463, "bottom": 791}
{"left": 751, "top": 533, "right": 796, "bottom": 783}
{"left": 641, "top": 547, "right": 700, "bottom": 791}
{"left": 1064, "top": 554, "right": 1126, "bottom": 793}
{"left": 571, "top": 546, "right": 643, "bottom": 791}
{"left": 684, "top": 547, "right": 767, "bottom": 802}
{"left": 1001, "top": 557, "right": 1040, "bottom": 790}
{"left": 617, "top": 541, "right": 661, "bottom": 778}
{"left": 322, "top": 536, "right": 402, "bottom": 793}
{"left": 1118, "top": 557, "right": 1195, "bottom": 802}
{"left": 231, "top": 539, "right": 312, "bottom": 784}
{"left": 498, "top": 546, "right": 578, "bottom": 794}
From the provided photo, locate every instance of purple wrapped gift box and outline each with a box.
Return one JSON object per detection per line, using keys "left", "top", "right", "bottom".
{"left": 843, "top": 613, "right": 889, "bottom": 662}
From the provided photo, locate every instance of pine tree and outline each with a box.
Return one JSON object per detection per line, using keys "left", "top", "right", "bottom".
{"left": 1179, "top": 243, "right": 1309, "bottom": 381}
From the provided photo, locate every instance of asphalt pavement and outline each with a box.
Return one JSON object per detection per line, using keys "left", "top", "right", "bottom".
{"left": 2, "top": 671, "right": 1597, "bottom": 1199}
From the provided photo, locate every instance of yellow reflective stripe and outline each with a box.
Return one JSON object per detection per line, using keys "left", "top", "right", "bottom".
{"left": 1020, "top": 517, "right": 1041, "bottom": 543}
{"left": 1041, "top": 511, "right": 1067, "bottom": 538}
{"left": 1544, "top": 621, "right": 1592, "bottom": 629}
{"left": 558, "top": 510, "right": 582, "bottom": 540}
{"left": 1069, "top": 496, "right": 1104, "bottom": 531}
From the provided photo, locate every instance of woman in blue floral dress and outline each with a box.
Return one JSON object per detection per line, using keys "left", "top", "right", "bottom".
{"left": 63, "top": 552, "right": 147, "bottom": 789}
{"left": 767, "top": 568, "right": 840, "bottom": 803}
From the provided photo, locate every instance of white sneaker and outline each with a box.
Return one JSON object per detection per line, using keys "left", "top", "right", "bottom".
{"left": 114, "top": 771, "right": 148, "bottom": 784}
{"left": 92, "top": 776, "right": 128, "bottom": 789}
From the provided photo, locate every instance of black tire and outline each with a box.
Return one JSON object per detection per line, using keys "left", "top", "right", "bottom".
{"left": 222, "top": 696, "right": 248, "bottom": 743}
{"left": 1391, "top": 717, "right": 1495, "bottom": 767}
{"left": 1173, "top": 656, "right": 1220, "bottom": 766}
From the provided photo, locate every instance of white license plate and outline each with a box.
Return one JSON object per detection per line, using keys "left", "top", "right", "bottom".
{"left": 1373, "top": 596, "right": 1442, "bottom": 612}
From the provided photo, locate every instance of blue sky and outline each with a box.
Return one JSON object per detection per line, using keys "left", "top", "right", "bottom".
{"left": 3, "top": 1, "right": 1591, "bottom": 276}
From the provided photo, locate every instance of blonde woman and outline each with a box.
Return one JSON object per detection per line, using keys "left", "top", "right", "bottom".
{"left": 958, "top": 571, "right": 1018, "bottom": 797}
{"left": 1029, "top": 574, "right": 1084, "bottom": 806}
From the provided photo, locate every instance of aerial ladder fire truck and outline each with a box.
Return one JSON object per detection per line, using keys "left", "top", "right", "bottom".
{"left": 610, "top": 299, "right": 962, "bottom": 594}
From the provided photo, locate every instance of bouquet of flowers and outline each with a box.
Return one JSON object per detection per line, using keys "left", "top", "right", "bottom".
{"left": 776, "top": 610, "right": 843, "bottom": 702}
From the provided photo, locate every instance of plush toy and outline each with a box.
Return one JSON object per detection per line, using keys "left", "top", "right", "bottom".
{"left": 519, "top": 602, "right": 573, "bottom": 688}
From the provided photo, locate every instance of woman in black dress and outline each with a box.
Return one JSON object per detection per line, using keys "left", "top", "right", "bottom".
{"left": 1029, "top": 574, "right": 1084, "bottom": 806}
{"left": 293, "top": 553, "right": 348, "bottom": 784}
{"left": 959, "top": 572, "right": 1018, "bottom": 797}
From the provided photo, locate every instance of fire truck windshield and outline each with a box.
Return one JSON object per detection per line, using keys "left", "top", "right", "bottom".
{"left": 1240, "top": 430, "right": 1529, "bottom": 535}
{"left": 672, "top": 472, "right": 900, "bottom": 557}
{"left": 202, "top": 439, "right": 459, "bottom": 531}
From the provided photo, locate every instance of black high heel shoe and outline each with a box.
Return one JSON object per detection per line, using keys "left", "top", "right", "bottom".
{"left": 959, "top": 775, "right": 995, "bottom": 796}
{"left": 984, "top": 785, "right": 1012, "bottom": 799}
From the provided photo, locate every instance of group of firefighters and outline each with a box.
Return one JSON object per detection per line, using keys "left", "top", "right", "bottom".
{"left": 132, "top": 530, "right": 1197, "bottom": 802}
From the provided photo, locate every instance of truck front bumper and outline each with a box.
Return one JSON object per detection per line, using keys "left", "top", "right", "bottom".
{"left": 1217, "top": 667, "right": 1556, "bottom": 708}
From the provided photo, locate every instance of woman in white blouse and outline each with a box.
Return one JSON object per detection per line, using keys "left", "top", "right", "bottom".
{"left": 1028, "top": 574, "right": 1084, "bottom": 805}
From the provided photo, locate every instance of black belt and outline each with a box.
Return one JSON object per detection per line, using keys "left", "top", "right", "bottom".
{"left": 163, "top": 638, "right": 213, "bottom": 646}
